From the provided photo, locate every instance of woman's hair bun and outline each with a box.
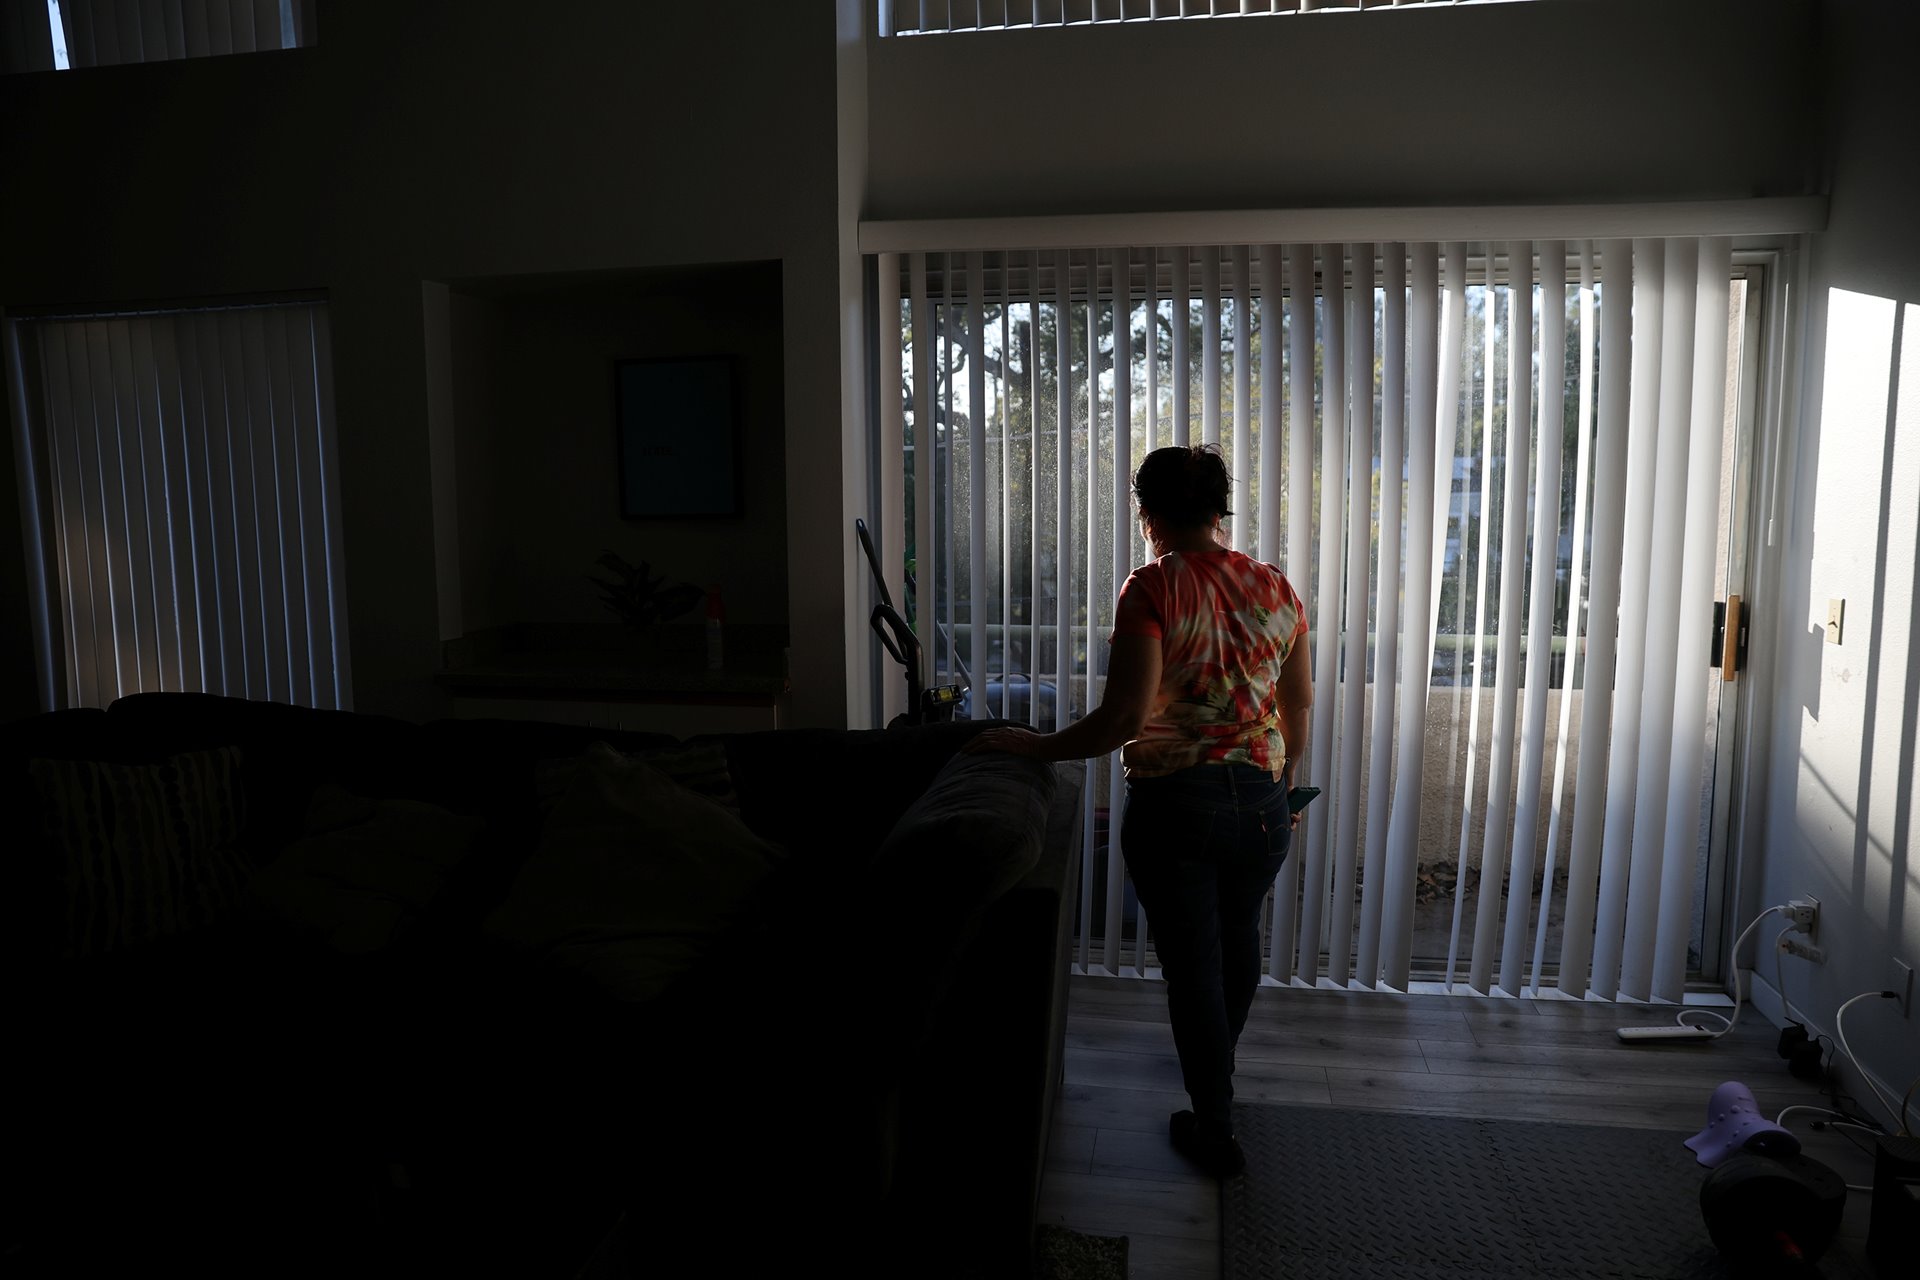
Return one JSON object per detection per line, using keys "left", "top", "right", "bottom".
{"left": 1132, "top": 445, "right": 1232, "bottom": 531}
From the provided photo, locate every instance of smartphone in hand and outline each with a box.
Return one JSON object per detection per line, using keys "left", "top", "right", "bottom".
{"left": 1287, "top": 786, "right": 1322, "bottom": 815}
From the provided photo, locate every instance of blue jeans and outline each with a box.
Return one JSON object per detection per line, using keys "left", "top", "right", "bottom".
{"left": 1121, "top": 762, "right": 1291, "bottom": 1137}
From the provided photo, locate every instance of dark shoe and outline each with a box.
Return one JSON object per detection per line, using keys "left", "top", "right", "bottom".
{"left": 1169, "top": 1110, "right": 1246, "bottom": 1178}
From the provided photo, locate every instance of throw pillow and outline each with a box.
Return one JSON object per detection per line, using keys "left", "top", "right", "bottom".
{"left": 870, "top": 747, "right": 1055, "bottom": 912}
{"left": 486, "top": 742, "right": 783, "bottom": 1004}
{"left": 28, "top": 746, "right": 250, "bottom": 960}
{"left": 242, "top": 785, "right": 486, "bottom": 956}
{"left": 860, "top": 748, "right": 1057, "bottom": 1021}
{"left": 534, "top": 739, "right": 744, "bottom": 821}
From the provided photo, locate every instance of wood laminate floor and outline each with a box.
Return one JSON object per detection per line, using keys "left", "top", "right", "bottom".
{"left": 1037, "top": 973, "right": 1883, "bottom": 1280}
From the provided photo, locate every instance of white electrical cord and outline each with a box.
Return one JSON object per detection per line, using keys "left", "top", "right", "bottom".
{"left": 1772, "top": 1105, "right": 1876, "bottom": 1131}
{"left": 1676, "top": 904, "right": 1787, "bottom": 1037}
{"left": 1770, "top": 923, "right": 1799, "bottom": 1023}
{"left": 1834, "top": 990, "right": 1904, "bottom": 1127}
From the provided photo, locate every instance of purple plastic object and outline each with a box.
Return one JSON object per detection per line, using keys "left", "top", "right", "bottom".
{"left": 1684, "top": 1080, "right": 1803, "bottom": 1168}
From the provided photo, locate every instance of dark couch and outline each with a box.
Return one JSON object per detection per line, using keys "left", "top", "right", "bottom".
{"left": 2, "top": 693, "right": 1084, "bottom": 1279}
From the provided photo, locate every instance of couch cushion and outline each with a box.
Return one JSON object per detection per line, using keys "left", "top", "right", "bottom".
{"left": 483, "top": 743, "right": 784, "bottom": 1004}
{"left": 27, "top": 746, "right": 250, "bottom": 960}
{"left": 242, "top": 785, "right": 487, "bottom": 956}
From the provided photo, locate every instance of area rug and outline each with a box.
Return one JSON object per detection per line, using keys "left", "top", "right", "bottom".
{"left": 1034, "top": 1223, "right": 1129, "bottom": 1280}
{"left": 1223, "top": 1104, "right": 1873, "bottom": 1280}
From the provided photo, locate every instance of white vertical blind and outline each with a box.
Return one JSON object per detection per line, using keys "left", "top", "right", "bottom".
{"left": 1088, "top": 250, "right": 1117, "bottom": 971}
{"left": 1588, "top": 240, "right": 1662, "bottom": 998}
{"left": 878, "top": 253, "right": 908, "bottom": 727}
{"left": 1027, "top": 250, "right": 1044, "bottom": 726}
{"left": 1618, "top": 237, "right": 1698, "bottom": 1001}
{"left": 1464, "top": 242, "right": 1531, "bottom": 995}
{"left": 1230, "top": 245, "right": 1252, "bottom": 553}
{"left": 1171, "top": 250, "right": 1191, "bottom": 447}
{"left": 1500, "top": 239, "right": 1563, "bottom": 995}
{"left": 910, "top": 253, "right": 936, "bottom": 698}
{"left": 1377, "top": 241, "right": 1449, "bottom": 988}
{"left": 1256, "top": 247, "right": 1282, "bottom": 567}
{"left": 999, "top": 282, "right": 1013, "bottom": 720}
{"left": 1145, "top": 248, "right": 1160, "bottom": 450}
{"left": 888, "top": 236, "right": 1740, "bottom": 999}
{"left": 1299, "top": 243, "right": 1344, "bottom": 984}
{"left": 1618, "top": 236, "right": 1698, "bottom": 1001}
{"left": 1445, "top": 250, "right": 1499, "bottom": 989}
{"left": 1531, "top": 241, "right": 1596, "bottom": 995}
{"left": 966, "top": 252, "right": 989, "bottom": 719}
{"left": 1357, "top": 243, "right": 1404, "bottom": 986}
{"left": 1269, "top": 241, "right": 1315, "bottom": 984}
{"left": 1051, "top": 246, "right": 1073, "bottom": 724}
{"left": 1106, "top": 249, "right": 1135, "bottom": 969}
{"left": 1652, "top": 236, "right": 1732, "bottom": 1001}
{"left": 1201, "top": 250, "right": 1222, "bottom": 448}
{"left": 16, "top": 301, "right": 348, "bottom": 711}
{"left": 1328, "top": 243, "right": 1372, "bottom": 987}
{"left": 1559, "top": 241, "right": 1630, "bottom": 996}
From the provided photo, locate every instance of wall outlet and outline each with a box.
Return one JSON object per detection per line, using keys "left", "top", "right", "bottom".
{"left": 1895, "top": 959, "right": 1914, "bottom": 1019}
{"left": 1780, "top": 936, "right": 1826, "bottom": 964}
{"left": 1786, "top": 897, "right": 1820, "bottom": 936}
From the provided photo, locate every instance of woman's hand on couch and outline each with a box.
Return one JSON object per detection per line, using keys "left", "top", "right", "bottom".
{"left": 964, "top": 727, "right": 1042, "bottom": 758}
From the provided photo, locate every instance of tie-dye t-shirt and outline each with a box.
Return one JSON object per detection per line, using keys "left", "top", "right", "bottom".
{"left": 1110, "top": 549, "right": 1308, "bottom": 780}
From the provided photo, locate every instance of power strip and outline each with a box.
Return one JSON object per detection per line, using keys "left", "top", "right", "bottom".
{"left": 1616, "top": 1024, "right": 1718, "bottom": 1042}
{"left": 1780, "top": 936, "right": 1827, "bottom": 963}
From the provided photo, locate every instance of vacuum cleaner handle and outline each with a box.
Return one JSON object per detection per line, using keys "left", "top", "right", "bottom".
{"left": 854, "top": 518, "right": 895, "bottom": 611}
{"left": 870, "top": 603, "right": 913, "bottom": 667}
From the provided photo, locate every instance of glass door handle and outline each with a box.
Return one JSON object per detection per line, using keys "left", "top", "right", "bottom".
{"left": 1712, "top": 595, "right": 1748, "bottom": 681}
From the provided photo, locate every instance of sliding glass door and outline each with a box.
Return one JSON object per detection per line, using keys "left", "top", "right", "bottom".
{"left": 885, "top": 240, "right": 1772, "bottom": 1002}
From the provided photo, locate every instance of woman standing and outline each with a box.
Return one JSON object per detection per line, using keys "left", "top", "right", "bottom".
{"left": 967, "top": 444, "right": 1312, "bottom": 1178}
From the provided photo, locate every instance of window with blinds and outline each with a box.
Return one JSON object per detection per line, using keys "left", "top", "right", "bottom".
{"left": 886, "top": 239, "right": 1753, "bottom": 1003}
{"left": 6, "top": 300, "right": 351, "bottom": 712}
{"left": 881, "top": 0, "right": 1562, "bottom": 38}
{"left": 1, "top": 0, "right": 313, "bottom": 73}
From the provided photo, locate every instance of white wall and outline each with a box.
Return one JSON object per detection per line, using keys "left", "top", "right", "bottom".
{"left": 838, "top": 0, "right": 876, "bottom": 728}
{"left": 1750, "top": 0, "right": 1920, "bottom": 1126}
{"left": 868, "top": 0, "right": 1820, "bottom": 220}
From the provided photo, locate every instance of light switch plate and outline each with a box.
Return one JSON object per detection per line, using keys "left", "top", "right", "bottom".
{"left": 1826, "top": 598, "right": 1845, "bottom": 644}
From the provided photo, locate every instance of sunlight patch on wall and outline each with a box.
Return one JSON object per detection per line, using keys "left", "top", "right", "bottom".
{"left": 1798, "top": 289, "right": 1895, "bottom": 842}
{"left": 1800, "top": 287, "right": 1916, "bottom": 915}
{"left": 1875, "top": 302, "right": 1920, "bottom": 898}
{"left": 1808, "top": 288, "right": 1897, "bottom": 593}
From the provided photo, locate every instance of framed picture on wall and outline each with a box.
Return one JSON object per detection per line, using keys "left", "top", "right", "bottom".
{"left": 616, "top": 355, "right": 742, "bottom": 517}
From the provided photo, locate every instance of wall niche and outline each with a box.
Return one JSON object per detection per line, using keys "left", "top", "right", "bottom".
{"left": 428, "top": 259, "right": 787, "bottom": 638}
{"left": 424, "top": 260, "right": 790, "bottom": 722}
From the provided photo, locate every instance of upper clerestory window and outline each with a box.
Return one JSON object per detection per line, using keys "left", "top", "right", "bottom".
{"left": 882, "top": 0, "right": 1558, "bottom": 38}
